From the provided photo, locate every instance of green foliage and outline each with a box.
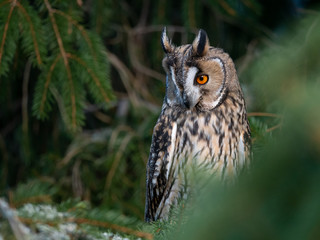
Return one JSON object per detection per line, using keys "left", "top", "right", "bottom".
{"left": 0, "top": 0, "right": 113, "bottom": 132}
{"left": 0, "top": 182, "right": 151, "bottom": 239}
{"left": 1, "top": 0, "right": 319, "bottom": 239}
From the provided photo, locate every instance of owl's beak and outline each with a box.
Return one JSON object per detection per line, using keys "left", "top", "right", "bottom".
{"left": 183, "top": 94, "right": 198, "bottom": 109}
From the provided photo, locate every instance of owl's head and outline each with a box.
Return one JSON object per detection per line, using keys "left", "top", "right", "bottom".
{"left": 161, "top": 28, "right": 240, "bottom": 112}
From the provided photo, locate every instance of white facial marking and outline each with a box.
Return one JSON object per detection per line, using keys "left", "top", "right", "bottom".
{"left": 170, "top": 66, "right": 182, "bottom": 97}
{"left": 185, "top": 67, "right": 198, "bottom": 87}
{"left": 184, "top": 67, "right": 200, "bottom": 107}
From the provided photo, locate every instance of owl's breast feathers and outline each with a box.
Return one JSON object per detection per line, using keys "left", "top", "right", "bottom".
{"left": 145, "top": 93, "right": 251, "bottom": 222}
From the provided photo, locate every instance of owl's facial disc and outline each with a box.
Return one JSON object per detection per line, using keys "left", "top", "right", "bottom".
{"left": 182, "top": 58, "right": 227, "bottom": 111}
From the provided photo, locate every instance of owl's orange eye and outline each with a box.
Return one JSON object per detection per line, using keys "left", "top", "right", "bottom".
{"left": 196, "top": 74, "right": 208, "bottom": 85}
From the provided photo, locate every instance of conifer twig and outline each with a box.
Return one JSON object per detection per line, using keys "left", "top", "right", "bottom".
{"left": 0, "top": 0, "right": 16, "bottom": 68}
{"left": 266, "top": 123, "right": 281, "bottom": 132}
{"left": 22, "top": 59, "right": 32, "bottom": 139}
{"left": 39, "top": 54, "right": 62, "bottom": 115}
{"left": 106, "top": 50, "right": 140, "bottom": 106}
{"left": 16, "top": 1, "right": 42, "bottom": 65}
{"left": 0, "top": 0, "right": 10, "bottom": 9}
{"left": 105, "top": 133, "right": 133, "bottom": 190}
{"left": 71, "top": 217, "right": 154, "bottom": 239}
{"left": 11, "top": 195, "right": 52, "bottom": 208}
{"left": 52, "top": 9, "right": 96, "bottom": 59}
{"left": 66, "top": 53, "right": 110, "bottom": 103}
{"left": 218, "top": 0, "right": 236, "bottom": 16}
{"left": 248, "top": 112, "right": 282, "bottom": 118}
{"left": 44, "top": 0, "right": 77, "bottom": 130}
{"left": 19, "top": 216, "right": 154, "bottom": 239}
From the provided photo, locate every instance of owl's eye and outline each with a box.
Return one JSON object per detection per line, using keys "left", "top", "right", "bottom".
{"left": 196, "top": 74, "right": 209, "bottom": 85}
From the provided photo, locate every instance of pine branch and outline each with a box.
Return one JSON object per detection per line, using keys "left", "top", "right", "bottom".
{"left": 16, "top": 1, "right": 42, "bottom": 65}
{"left": 248, "top": 112, "right": 282, "bottom": 118}
{"left": 0, "top": 0, "right": 16, "bottom": 68}
{"left": 105, "top": 133, "right": 134, "bottom": 190}
{"left": 44, "top": 0, "right": 77, "bottom": 131}
{"left": 52, "top": 9, "right": 96, "bottom": 59}
{"left": 38, "top": 54, "right": 61, "bottom": 118}
{"left": 71, "top": 217, "right": 154, "bottom": 239}
{"left": 66, "top": 53, "right": 110, "bottom": 103}
{"left": 0, "top": 0, "right": 10, "bottom": 10}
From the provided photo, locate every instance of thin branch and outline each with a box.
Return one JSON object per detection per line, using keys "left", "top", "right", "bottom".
{"left": 11, "top": 195, "right": 52, "bottom": 208}
{"left": 44, "top": 0, "right": 77, "bottom": 130}
{"left": 127, "top": 34, "right": 165, "bottom": 83}
{"left": 0, "top": 134, "right": 9, "bottom": 188}
{"left": 16, "top": 1, "right": 42, "bottom": 65}
{"left": 266, "top": 123, "right": 281, "bottom": 133}
{"left": 19, "top": 216, "right": 153, "bottom": 239}
{"left": 39, "top": 54, "right": 62, "bottom": 115}
{"left": 52, "top": 9, "right": 96, "bottom": 59}
{"left": 22, "top": 59, "right": 32, "bottom": 138}
{"left": 105, "top": 133, "right": 133, "bottom": 190}
{"left": 218, "top": 0, "right": 237, "bottom": 16}
{"left": 0, "top": 0, "right": 16, "bottom": 68}
{"left": 105, "top": 50, "right": 140, "bottom": 106}
{"left": 130, "top": 25, "right": 198, "bottom": 35}
{"left": 108, "top": 125, "right": 134, "bottom": 153}
{"left": 50, "top": 86, "right": 69, "bottom": 132}
{"left": 66, "top": 53, "right": 110, "bottom": 103}
{"left": 72, "top": 218, "right": 154, "bottom": 239}
{"left": 0, "top": 0, "right": 10, "bottom": 9}
{"left": 248, "top": 112, "right": 282, "bottom": 118}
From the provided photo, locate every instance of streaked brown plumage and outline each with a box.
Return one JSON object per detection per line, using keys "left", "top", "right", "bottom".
{"left": 145, "top": 28, "right": 250, "bottom": 222}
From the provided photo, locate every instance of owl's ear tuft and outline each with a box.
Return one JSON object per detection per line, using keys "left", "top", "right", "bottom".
{"left": 192, "top": 29, "right": 210, "bottom": 56}
{"left": 161, "top": 27, "right": 173, "bottom": 54}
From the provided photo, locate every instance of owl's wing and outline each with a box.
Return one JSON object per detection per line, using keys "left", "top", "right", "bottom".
{"left": 145, "top": 114, "right": 175, "bottom": 222}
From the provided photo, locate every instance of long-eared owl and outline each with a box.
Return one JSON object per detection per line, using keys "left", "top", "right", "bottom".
{"left": 145, "top": 28, "right": 251, "bottom": 222}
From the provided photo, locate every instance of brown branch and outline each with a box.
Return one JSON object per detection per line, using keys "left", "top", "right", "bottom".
{"left": 130, "top": 25, "right": 197, "bottom": 35}
{"left": 266, "top": 124, "right": 281, "bottom": 133}
{"left": 39, "top": 54, "right": 62, "bottom": 115}
{"left": 19, "top": 216, "right": 153, "bottom": 239}
{"left": 16, "top": 1, "right": 42, "bottom": 65}
{"left": 0, "top": 0, "right": 10, "bottom": 9}
{"left": 66, "top": 53, "right": 110, "bottom": 103}
{"left": 52, "top": 9, "right": 96, "bottom": 59}
{"left": 72, "top": 218, "right": 153, "bottom": 239}
{"left": 0, "top": 0, "right": 16, "bottom": 68}
{"left": 218, "top": 0, "right": 237, "bottom": 16}
{"left": 95, "top": 0, "right": 103, "bottom": 34}
{"left": 44, "top": 0, "right": 77, "bottom": 130}
{"left": 11, "top": 195, "right": 52, "bottom": 208}
{"left": 22, "top": 59, "right": 32, "bottom": 138}
{"left": 0, "top": 134, "right": 9, "bottom": 188}
{"left": 105, "top": 50, "right": 140, "bottom": 106}
{"left": 105, "top": 134, "right": 133, "bottom": 190}
{"left": 248, "top": 112, "right": 282, "bottom": 118}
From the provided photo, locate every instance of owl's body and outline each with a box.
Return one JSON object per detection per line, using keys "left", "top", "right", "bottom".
{"left": 145, "top": 29, "right": 250, "bottom": 222}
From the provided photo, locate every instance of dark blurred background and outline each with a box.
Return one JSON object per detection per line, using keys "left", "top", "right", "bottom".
{"left": 0, "top": 1, "right": 319, "bottom": 237}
